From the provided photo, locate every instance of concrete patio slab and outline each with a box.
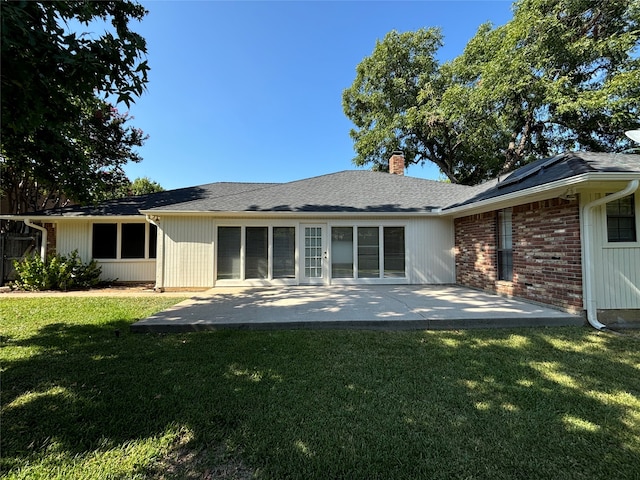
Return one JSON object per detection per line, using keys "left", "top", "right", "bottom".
{"left": 131, "top": 285, "right": 584, "bottom": 333}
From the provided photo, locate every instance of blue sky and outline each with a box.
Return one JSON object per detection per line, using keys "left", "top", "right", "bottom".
{"left": 123, "top": 1, "right": 515, "bottom": 190}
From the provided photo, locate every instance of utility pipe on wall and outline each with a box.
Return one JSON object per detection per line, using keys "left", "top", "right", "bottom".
{"left": 581, "top": 179, "right": 639, "bottom": 330}
{"left": 23, "top": 219, "right": 48, "bottom": 263}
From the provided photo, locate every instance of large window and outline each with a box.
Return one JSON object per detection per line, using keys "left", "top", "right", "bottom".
{"left": 217, "top": 226, "right": 296, "bottom": 281}
{"left": 92, "top": 223, "right": 156, "bottom": 260}
{"left": 358, "top": 227, "right": 380, "bottom": 278}
{"left": 273, "top": 227, "right": 295, "bottom": 278}
{"left": 246, "top": 227, "right": 268, "bottom": 279}
{"left": 331, "top": 227, "right": 354, "bottom": 278}
{"left": 607, "top": 194, "right": 637, "bottom": 242}
{"left": 497, "top": 208, "right": 513, "bottom": 281}
{"left": 330, "top": 226, "right": 405, "bottom": 280}
{"left": 92, "top": 224, "right": 117, "bottom": 259}
{"left": 217, "top": 227, "right": 241, "bottom": 280}
{"left": 383, "top": 227, "right": 405, "bottom": 278}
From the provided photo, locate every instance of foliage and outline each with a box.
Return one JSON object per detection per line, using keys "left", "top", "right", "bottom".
{"left": 1, "top": 298, "right": 639, "bottom": 479}
{"left": 0, "top": 1, "right": 150, "bottom": 213}
{"left": 343, "top": 0, "right": 640, "bottom": 184}
{"left": 13, "top": 250, "right": 102, "bottom": 291}
{"left": 102, "top": 176, "right": 165, "bottom": 200}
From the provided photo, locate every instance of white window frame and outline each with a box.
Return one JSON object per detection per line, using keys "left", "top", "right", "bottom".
{"left": 603, "top": 193, "right": 640, "bottom": 248}
{"left": 90, "top": 221, "right": 156, "bottom": 261}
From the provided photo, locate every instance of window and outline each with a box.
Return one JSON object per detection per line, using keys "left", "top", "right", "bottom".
{"left": 217, "top": 226, "right": 296, "bottom": 281}
{"left": 217, "top": 227, "right": 241, "bottom": 279}
{"left": 358, "top": 227, "right": 380, "bottom": 278}
{"left": 246, "top": 227, "right": 268, "bottom": 279}
{"left": 273, "top": 227, "right": 295, "bottom": 278}
{"left": 497, "top": 208, "right": 513, "bottom": 281}
{"left": 383, "top": 227, "right": 405, "bottom": 277}
{"left": 607, "top": 194, "right": 637, "bottom": 242}
{"left": 92, "top": 224, "right": 117, "bottom": 259}
{"left": 149, "top": 224, "right": 158, "bottom": 259}
{"left": 92, "top": 223, "right": 156, "bottom": 260}
{"left": 121, "top": 223, "right": 145, "bottom": 259}
{"left": 331, "top": 227, "right": 354, "bottom": 278}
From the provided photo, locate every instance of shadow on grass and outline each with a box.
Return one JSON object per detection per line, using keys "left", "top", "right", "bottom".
{"left": 2, "top": 322, "right": 640, "bottom": 479}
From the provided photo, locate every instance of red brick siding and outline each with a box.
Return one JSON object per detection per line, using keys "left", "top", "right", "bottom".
{"left": 455, "top": 198, "right": 583, "bottom": 313}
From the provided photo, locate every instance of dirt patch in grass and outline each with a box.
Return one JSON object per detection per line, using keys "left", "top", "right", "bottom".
{"left": 149, "top": 433, "right": 255, "bottom": 480}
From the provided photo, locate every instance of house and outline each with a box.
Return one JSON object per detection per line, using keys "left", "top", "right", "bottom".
{"left": 2, "top": 151, "right": 640, "bottom": 328}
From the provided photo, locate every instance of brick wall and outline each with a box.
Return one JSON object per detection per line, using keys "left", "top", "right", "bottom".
{"left": 455, "top": 198, "right": 583, "bottom": 313}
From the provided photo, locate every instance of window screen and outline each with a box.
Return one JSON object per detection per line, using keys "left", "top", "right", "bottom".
{"left": 358, "top": 227, "right": 379, "bottom": 278}
{"left": 383, "top": 227, "right": 405, "bottom": 277}
{"left": 607, "top": 194, "right": 637, "bottom": 242}
{"left": 273, "top": 227, "right": 295, "bottom": 278}
{"left": 497, "top": 209, "right": 513, "bottom": 281}
{"left": 92, "top": 224, "right": 117, "bottom": 259}
{"left": 217, "top": 227, "right": 241, "bottom": 279}
{"left": 121, "top": 223, "right": 146, "bottom": 259}
{"left": 331, "top": 227, "right": 353, "bottom": 278}
{"left": 245, "top": 227, "right": 268, "bottom": 279}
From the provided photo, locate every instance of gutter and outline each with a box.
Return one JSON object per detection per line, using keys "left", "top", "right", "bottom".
{"left": 23, "top": 219, "right": 48, "bottom": 263}
{"left": 581, "top": 179, "right": 639, "bottom": 330}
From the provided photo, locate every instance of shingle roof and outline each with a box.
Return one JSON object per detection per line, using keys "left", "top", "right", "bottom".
{"left": 145, "top": 170, "right": 473, "bottom": 213}
{"left": 19, "top": 151, "right": 640, "bottom": 218}
{"left": 444, "top": 151, "right": 640, "bottom": 209}
{"left": 38, "top": 182, "right": 277, "bottom": 216}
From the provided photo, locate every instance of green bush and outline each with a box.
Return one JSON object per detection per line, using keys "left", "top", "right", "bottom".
{"left": 13, "top": 250, "right": 102, "bottom": 291}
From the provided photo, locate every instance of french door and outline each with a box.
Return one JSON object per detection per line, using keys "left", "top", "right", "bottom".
{"left": 300, "top": 224, "right": 327, "bottom": 284}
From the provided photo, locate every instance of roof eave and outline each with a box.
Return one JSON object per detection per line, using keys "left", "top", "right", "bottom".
{"left": 443, "top": 172, "right": 640, "bottom": 217}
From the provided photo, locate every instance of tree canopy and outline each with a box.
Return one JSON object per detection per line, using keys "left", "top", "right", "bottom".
{"left": 343, "top": 0, "right": 640, "bottom": 185}
{"left": 1, "top": 1, "right": 150, "bottom": 213}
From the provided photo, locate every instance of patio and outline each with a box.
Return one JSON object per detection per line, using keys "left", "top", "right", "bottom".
{"left": 131, "top": 285, "right": 584, "bottom": 333}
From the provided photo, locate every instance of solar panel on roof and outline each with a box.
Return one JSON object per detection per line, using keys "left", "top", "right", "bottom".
{"left": 497, "top": 154, "right": 565, "bottom": 189}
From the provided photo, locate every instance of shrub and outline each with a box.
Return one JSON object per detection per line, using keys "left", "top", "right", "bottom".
{"left": 13, "top": 250, "right": 102, "bottom": 291}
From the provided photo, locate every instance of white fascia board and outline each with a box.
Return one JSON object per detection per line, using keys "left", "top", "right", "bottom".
{"left": 442, "top": 172, "right": 640, "bottom": 217}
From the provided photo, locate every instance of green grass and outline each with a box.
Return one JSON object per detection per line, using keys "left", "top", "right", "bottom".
{"left": 1, "top": 297, "right": 639, "bottom": 479}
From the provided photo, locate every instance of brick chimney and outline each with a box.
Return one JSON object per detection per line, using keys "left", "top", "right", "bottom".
{"left": 389, "top": 151, "right": 405, "bottom": 175}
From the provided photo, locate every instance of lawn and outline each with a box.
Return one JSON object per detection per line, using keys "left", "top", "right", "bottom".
{"left": 1, "top": 297, "right": 639, "bottom": 479}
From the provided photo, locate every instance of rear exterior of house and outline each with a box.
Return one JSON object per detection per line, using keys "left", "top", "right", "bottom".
{"left": 3, "top": 151, "right": 640, "bottom": 326}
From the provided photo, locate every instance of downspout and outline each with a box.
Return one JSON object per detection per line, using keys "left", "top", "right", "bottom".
{"left": 23, "top": 219, "right": 47, "bottom": 263}
{"left": 146, "top": 216, "right": 164, "bottom": 291}
{"left": 582, "top": 179, "right": 639, "bottom": 330}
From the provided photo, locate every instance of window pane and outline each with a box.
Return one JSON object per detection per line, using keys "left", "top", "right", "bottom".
{"left": 273, "top": 227, "right": 295, "bottom": 278}
{"left": 607, "top": 195, "right": 636, "bottom": 242}
{"left": 497, "top": 208, "right": 514, "bottom": 281}
{"left": 332, "top": 227, "right": 353, "bottom": 278}
{"left": 149, "top": 224, "right": 158, "bottom": 259}
{"left": 384, "top": 227, "right": 405, "bottom": 277}
{"left": 121, "top": 223, "right": 146, "bottom": 259}
{"left": 358, "top": 227, "right": 379, "bottom": 278}
{"left": 246, "top": 227, "right": 268, "bottom": 279}
{"left": 217, "top": 227, "right": 241, "bottom": 279}
{"left": 92, "top": 224, "right": 117, "bottom": 259}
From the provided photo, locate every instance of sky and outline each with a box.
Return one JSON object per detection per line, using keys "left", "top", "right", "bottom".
{"left": 121, "top": 0, "right": 516, "bottom": 190}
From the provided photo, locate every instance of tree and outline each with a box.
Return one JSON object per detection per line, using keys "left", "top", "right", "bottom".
{"left": 1, "top": 1, "right": 150, "bottom": 213}
{"left": 103, "top": 176, "right": 164, "bottom": 200}
{"left": 343, "top": 0, "right": 640, "bottom": 185}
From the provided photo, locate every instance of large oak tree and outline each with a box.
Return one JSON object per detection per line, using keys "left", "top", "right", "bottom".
{"left": 343, "top": 0, "right": 640, "bottom": 185}
{"left": 1, "top": 1, "right": 150, "bottom": 213}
